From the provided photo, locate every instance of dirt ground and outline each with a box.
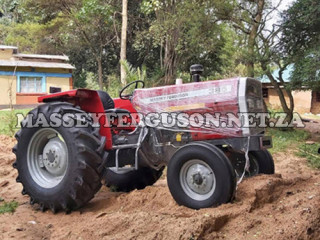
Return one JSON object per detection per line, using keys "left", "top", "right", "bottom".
{"left": 0, "top": 126, "right": 320, "bottom": 240}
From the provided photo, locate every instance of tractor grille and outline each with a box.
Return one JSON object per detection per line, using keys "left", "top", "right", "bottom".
{"left": 238, "top": 77, "right": 265, "bottom": 136}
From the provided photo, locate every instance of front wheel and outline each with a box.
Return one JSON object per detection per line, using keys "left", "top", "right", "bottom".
{"left": 249, "top": 149, "right": 275, "bottom": 174}
{"left": 227, "top": 149, "right": 275, "bottom": 178}
{"left": 167, "top": 142, "right": 236, "bottom": 209}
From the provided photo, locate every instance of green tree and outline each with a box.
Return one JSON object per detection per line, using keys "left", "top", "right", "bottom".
{"left": 59, "top": 0, "right": 120, "bottom": 90}
{"left": 140, "top": 0, "right": 236, "bottom": 85}
{"left": 0, "top": 0, "right": 21, "bottom": 23}
{"left": 227, "top": 0, "right": 281, "bottom": 78}
{"left": 4, "top": 23, "right": 47, "bottom": 53}
{"left": 15, "top": 0, "right": 121, "bottom": 90}
{"left": 226, "top": 0, "right": 295, "bottom": 120}
{"left": 281, "top": 0, "right": 320, "bottom": 91}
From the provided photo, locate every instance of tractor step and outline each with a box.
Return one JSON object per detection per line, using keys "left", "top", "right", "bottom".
{"left": 112, "top": 144, "right": 139, "bottom": 149}
{"left": 114, "top": 147, "right": 139, "bottom": 172}
{"left": 111, "top": 127, "right": 148, "bottom": 173}
{"left": 108, "top": 166, "right": 136, "bottom": 174}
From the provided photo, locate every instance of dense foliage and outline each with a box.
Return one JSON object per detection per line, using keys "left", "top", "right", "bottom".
{"left": 0, "top": 0, "right": 243, "bottom": 90}
{"left": 281, "top": 0, "right": 320, "bottom": 91}
{"left": 0, "top": 0, "right": 319, "bottom": 98}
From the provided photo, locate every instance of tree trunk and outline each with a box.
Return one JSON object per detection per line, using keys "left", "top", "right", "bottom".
{"left": 247, "top": 36, "right": 255, "bottom": 78}
{"left": 287, "top": 90, "right": 294, "bottom": 112}
{"left": 265, "top": 71, "right": 293, "bottom": 123}
{"left": 278, "top": 67, "right": 295, "bottom": 112}
{"left": 120, "top": 0, "right": 128, "bottom": 86}
{"left": 97, "top": 57, "right": 103, "bottom": 90}
{"left": 160, "top": 38, "right": 163, "bottom": 70}
{"left": 163, "top": 30, "right": 179, "bottom": 85}
{"left": 163, "top": 42, "right": 177, "bottom": 85}
{"left": 247, "top": 0, "right": 265, "bottom": 77}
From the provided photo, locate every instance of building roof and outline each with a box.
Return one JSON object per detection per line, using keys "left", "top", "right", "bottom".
{"left": 0, "top": 59, "right": 75, "bottom": 69}
{"left": 14, "top": 53, "right": 69, "bottom": 61}
{"left": 0, "top": 45, "right": 74, "bottom": 70}
{"left": 0, "top": 45, "right": 18, "bottom": 50}
{"left": 258, "top": 64, "right": 294, "bottom": 83}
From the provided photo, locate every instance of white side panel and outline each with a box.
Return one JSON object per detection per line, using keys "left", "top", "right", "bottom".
{"left": 238, "top": 77, "right": 250, "bottom": 136}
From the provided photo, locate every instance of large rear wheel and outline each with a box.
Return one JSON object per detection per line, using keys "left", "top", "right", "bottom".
{"left": 12, "top": 103, "right": 105, "bottom": 213}
{"left": 103, "top": 167, "right": 164, "bottom": 192}
{"left": 103, "top": 147, "right": 164, "bottom": 192}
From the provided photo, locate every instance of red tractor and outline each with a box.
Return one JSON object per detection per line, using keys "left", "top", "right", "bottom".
{"left": 12, "top": 73, "right": 274, "bottom": 212}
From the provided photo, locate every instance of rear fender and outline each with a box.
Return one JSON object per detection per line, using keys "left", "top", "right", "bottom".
{"left": 38, "top": 89, "right": 113, "bottom": 150}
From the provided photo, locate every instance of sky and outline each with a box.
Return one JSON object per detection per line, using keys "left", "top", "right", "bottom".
{"left": 269, "top": 0, "right": 295, "bottom": 25}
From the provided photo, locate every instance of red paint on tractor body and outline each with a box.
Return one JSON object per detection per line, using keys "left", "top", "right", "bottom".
{"left": 38, "top": 89, "right": 113, "bottom": 150}
{"left": 132, "top": 78, "right": 243, "bottom": 139}
{"left": 38, "top": 77, "right": 258, "bottom": 149}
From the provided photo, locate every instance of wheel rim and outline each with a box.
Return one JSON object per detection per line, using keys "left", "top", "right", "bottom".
{"left": 27, "top": 128, "right": 68, "bottom": 188}
{"left": 179, "top": 159, "right": 216, "bottom": 201}
{"left": 234, "top": 154, "right": 259, "bottom": 178}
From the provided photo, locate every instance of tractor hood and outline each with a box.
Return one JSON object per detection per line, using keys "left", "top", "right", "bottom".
{"left": 132, "top": 77, "right": 264, "bottom": 137}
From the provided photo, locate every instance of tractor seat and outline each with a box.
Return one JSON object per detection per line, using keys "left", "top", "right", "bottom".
{"left": 97, "top": 90, "right": 130, "bottom": 115}
{"left": 97, "top": 90, "right": 115, "bottom": 110}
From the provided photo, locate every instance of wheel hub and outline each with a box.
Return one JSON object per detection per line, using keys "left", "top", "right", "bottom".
{"left": 46, "top": 150, "right": 57, "bottom": 163}
{"left": 27, "top": 129, "right": 69, "bottom": 188}
{"left": 180, "top": 160, "right": 216, "bottom": 201}
{"left": 193, "top": 172, "right": 204, "bottom": 185}
{"left": 186, "top": 164, "right": 213, "bottom": 194}
{"left": 42, "top": 137, "right": 68, "bottom": 176}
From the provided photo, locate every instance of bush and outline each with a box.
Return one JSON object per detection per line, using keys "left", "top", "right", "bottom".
{"left": 120, "top": 60, "right": 147, "bottom": 83}
{"left": 0, "top": 109, "right": 31, "bottom": 136}
{"left": 106, "top": 74, "right": 122, "bottom": 98}
{"left": 85, "top": 72, "right": 100, "bottom": 90}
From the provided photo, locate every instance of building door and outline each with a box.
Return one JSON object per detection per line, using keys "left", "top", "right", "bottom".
{"left": 311, "top": 91, "right": 320, "bottom": 114}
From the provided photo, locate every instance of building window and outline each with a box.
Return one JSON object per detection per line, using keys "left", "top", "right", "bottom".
{"left": 17, "top": 75, "right": 46, "bottom": 93}
{"left": 20, "top": 77, "right": 42, "bottom": 93}
{"left": 316, "top": 91, "right": 320, "bottom": 102}
{"left": 262, "top": 88, "right": 269, "bottom": 98}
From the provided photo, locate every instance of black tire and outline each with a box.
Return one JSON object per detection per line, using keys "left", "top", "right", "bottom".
{"left": 167, "top": 142, "right": 236, "bottom": 209}
{"left": 250, "top": 149, "right": 275, "bottom": 174}
{"left": 227, "top": 149, "right": 275, "bottom": 178}
{"left": 12, "top": 102, "right": 105, "bottom": 213}
{"left": 104, "top": 167, "right": 164, "bottom": 192}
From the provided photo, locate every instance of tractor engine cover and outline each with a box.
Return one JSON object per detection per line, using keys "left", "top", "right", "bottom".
{"left": 132, "top": 77, "right": 264, "bottom": 138}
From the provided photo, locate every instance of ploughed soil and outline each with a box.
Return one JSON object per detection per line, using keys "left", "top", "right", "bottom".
{"left": 0, "top": 127, "right": 320, "bottom": 240}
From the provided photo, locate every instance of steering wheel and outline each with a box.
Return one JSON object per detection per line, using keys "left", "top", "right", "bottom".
{"left": 120, "top": 80, "right": 145, "bottom": 100}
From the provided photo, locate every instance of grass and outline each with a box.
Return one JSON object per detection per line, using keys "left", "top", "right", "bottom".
{"left": 267, "top": 128, "right": 320, "bottom": 170}
{"left": 266, "top": 128, "right": 310, "bottom": 154}
{"left": 297, "top": 143, "right": 320, "bottom": 169}
{"left": 0, "top": 200, "right": 18, "bottom": 214}
{"left": 0, "top": 108, "right": 31, "bottom": 136}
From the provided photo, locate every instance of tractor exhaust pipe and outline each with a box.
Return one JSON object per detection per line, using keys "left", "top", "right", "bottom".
{"left": 190, "top": 64, "right": 204, "bottom": 82}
